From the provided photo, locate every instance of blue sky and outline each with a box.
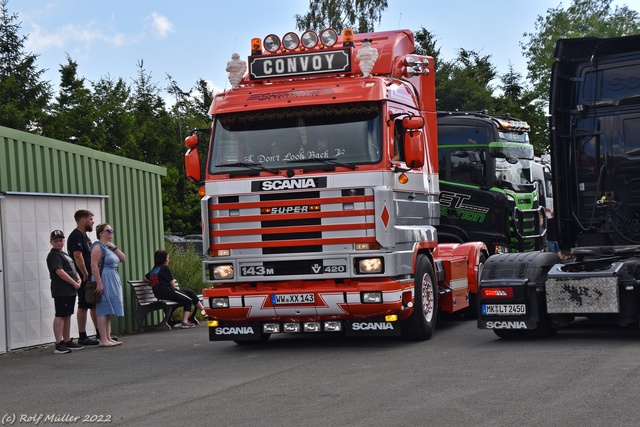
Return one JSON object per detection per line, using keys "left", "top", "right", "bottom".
{"left": 12, "top": 0, "right": 640, "bottom": 101}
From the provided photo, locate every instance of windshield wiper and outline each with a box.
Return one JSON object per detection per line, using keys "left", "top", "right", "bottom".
{"left": 287, "top": 157, "right": 356, "bottom": 170}
{"left": 215, "top": 162, "right": 279, "bottom": 174}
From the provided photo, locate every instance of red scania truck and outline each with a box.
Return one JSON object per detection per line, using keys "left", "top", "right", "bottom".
{"left": 185, "top": 28, "right": 488, "bottom": 342}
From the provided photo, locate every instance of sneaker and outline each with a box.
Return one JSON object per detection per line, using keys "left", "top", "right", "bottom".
{"left": 180, "top": 321, "right": 196, "bottom": 329}
{"left": 54, "top": 343, "right": 71, "bottom": 354}
{"left": 65, "top": 340, "right": 84, "bottom": 351}
{"left": 78, "top": 337, "right": 99, "bottom": 346}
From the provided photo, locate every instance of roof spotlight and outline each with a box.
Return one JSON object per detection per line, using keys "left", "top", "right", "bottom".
{"left": 320, "top": 28, "right": 338, "bottom": 47}
{"left": 282, "top": 32, "right": 300, "bottom": 50}
{"left": 301, "top": 30, "right": 319, "bottom": 49}
{"left": 263, "top": 34, "right": 281, "bottom": 52}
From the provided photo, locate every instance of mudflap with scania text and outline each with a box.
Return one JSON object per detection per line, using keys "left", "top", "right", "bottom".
{"left": 209, "top": 322, "right": 263, "bottom": 341}
{"left": 477, "top": 252, "right": 560, "bottom": 332}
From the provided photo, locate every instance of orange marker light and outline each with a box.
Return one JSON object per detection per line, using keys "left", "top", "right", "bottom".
{"left": 342, "top": 29, "right": 354, "bottom": 47}
{"left": 251, "top": 38, "right": 262, "bottom": 55}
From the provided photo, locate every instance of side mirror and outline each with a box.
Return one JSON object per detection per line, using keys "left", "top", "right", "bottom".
{"left": 403, "top": 130, "right": 424, "bottom": 168}
{"left": 185, "top": 134, "right": 199, "bottom": 148}
{"left": 185, "top": 148, "right": 201, "bottom": 183}
{"left": 402, "top": 116, "right": 424, "bottom": 130}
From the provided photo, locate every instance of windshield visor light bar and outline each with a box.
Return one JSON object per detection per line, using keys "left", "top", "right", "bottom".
{"left": 480, "top": 287, "right": 514, "bottom": 299}
{"left": 213, "top": 264, "right": 234, "bottom": 280}
{"left": 361, "top": 291, "right": 383, "bottom": 304}
{"left": 357, "top": 257, "right": 383, "bottom": 274}
{"left": 210, "top": 297, "right": 230, "bottom": 309}
{"left": 495, "top": 118, "right": 530, "bottom": 132}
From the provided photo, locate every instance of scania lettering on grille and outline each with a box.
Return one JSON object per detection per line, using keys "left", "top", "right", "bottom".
{"left": 252, "top": 177, "right": 326, "bottom": 192}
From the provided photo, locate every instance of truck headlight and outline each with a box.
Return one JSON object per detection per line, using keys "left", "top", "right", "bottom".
{"left": 357, "top": 257, "right": 383, "bottom": 274}
{"left": 213, "top": 264, "right": 234, "bottom": 279}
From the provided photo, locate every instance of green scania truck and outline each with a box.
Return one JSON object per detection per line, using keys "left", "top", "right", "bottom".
{"left": 436, "top": 111, "right": 545, "bottom": 255}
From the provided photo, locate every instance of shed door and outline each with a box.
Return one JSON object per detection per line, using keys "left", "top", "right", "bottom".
{"left": 0, "top": 199, "right": 5, "bottom": 354}
{"left": 2, "top": 194, "right": 103, "bottom": 351}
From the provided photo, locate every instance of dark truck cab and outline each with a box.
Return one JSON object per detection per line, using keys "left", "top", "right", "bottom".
{"left": 478, "top": 34, "right": 640, "bottom": 337}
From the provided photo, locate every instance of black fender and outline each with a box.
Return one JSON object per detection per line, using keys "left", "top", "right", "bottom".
{"left": 478, "top": 252, "right": 561, "bottom": 334}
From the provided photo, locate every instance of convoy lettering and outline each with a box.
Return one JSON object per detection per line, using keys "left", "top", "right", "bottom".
{"left": 249, "top": 49, "right": 351, "bottom": 79}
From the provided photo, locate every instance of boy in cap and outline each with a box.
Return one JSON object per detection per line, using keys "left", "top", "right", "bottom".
{"left": 46, "top": 230, "right": 84, "bottom": 354}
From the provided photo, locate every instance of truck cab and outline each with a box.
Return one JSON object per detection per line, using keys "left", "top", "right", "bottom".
{"left": 185, "top": 28, "right": 487, "bottom": 343}
{"left": 436, "top": 112, "right": 543, "bottom": 254}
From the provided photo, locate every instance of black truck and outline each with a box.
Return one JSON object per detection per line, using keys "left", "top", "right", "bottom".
{"left": 477, "top": 34, "right": 640, "bottom": 337}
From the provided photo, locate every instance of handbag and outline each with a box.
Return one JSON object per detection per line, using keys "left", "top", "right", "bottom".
{"left": 85, "top": 246, "right": 106, "bottom": 304}
{"left": 85, "top": 280, "right": 101, "bottom": 304}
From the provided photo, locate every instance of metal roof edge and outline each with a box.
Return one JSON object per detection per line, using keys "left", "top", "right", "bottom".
{"left": 1, "top": 126, "right": 167, "bottom": 176}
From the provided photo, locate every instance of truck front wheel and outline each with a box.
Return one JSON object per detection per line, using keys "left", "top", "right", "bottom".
{"left": 403, "top": 254, "right": 438, "bottom": 340}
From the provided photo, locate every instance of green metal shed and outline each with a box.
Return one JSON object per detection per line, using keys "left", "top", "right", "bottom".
{"left": 0, "top": 125, "right": 166, "bottom": 351}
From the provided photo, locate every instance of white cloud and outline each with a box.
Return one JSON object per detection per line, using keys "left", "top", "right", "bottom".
{"left": 25, "top": 22, "right": 128, "bottom": 52}
{"left": 147, "top": 12, "right": 174, "bottom": 38}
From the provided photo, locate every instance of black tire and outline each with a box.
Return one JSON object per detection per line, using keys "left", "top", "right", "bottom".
{"left": 462, "top": 251, "right": 487, "bottom": 319}
{"left": 402, "top": 254, "right": 438, "bottom": 341}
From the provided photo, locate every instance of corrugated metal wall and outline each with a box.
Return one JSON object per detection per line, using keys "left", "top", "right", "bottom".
{"left": 0, "top": 126, "right": 167, "bottom": 335}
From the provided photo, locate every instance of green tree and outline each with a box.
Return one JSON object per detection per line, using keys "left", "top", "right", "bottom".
{"left": 436, "top": 48, "right": 496, "bottom": 112}
{"left": 91, "top": 75, "right": 136, "bottom": 156}
{"left": 295, "top": 0, "right": 388, "bottom": 33}
{"left": 413, "top": 26, "right": 442, "bottom": 73}
{"left": 129, "top": 60, "right": 175, "bottom": 164}
{"left": 0, "top": 0, "right": 51, "bottom": 131}
{"left": 42, "top": 55, "right": 97, "bottom": 147}
{"left": 493, "top": 63, "right": 548, "bottom": 154}
{"left": 522, "top": 0, "right": 640, "bottom": 103}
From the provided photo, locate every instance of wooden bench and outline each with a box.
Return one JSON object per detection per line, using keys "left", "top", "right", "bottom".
{"left": 128, "top": 280, "right": 199, "bottom": 333}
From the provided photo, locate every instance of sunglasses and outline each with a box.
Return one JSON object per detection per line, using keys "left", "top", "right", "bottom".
{"left": 106, "top": 228, "right": 114, "bottom": 233}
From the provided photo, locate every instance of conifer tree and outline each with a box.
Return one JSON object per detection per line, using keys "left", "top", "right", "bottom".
{"left": 0, "top": 0, "right": 51, "bottom": 131}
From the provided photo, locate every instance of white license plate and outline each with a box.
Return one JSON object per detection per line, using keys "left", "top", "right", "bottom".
{"left": 271, "top": 293, "right": 315, "bottom": 304}
{"left": 482, "top": 304, "right": 526, "bottom": 315}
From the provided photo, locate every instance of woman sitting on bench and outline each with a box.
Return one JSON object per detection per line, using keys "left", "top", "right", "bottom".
{"left": 144, "top": 249, "right": 205, "bottom": 329}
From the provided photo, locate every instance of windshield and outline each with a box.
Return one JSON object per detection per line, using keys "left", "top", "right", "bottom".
{"left": 208, "top": 102, "right": 382, "bottom": 174}
{"left": 495, "top": 158, "right": 533, "bottom": 187}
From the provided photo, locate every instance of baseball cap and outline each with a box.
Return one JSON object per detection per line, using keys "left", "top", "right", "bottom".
{"left": 50, "top": 230, "right": 65, "bottom": 240}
